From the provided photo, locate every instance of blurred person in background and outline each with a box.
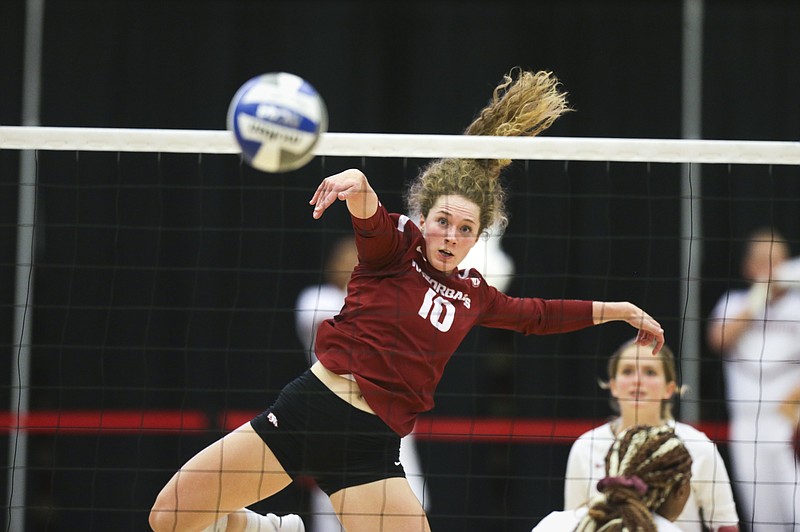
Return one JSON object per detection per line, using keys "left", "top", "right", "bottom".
{"left": 707, "top": 227, "right": 800, "bottom": 531}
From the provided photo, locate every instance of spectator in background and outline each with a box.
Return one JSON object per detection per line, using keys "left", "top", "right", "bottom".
{"left": 295, "top": 235, "right": 430, "bottom": 531}
{"left": 707, "top": 227, "right": 800, "bottom": 531}
{"left": 564, "top": 339, "right": 739, "bottom": 531}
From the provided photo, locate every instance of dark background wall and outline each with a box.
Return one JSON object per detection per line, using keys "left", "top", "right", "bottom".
{"left": 1, "top": 1, "right": 799, "bottom": 530}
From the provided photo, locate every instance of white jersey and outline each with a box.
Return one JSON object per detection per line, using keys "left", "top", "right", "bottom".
{"left": 564, "top": 421, "right": 739, "bottom": 532}
{"left": 532, "top": 506, "right": 683, "bottom": 532}
{"left": 295, "top": 282, "right": 346, "bottom": 363}
{"left": 709, "top": 287, "right": 800, "bottom": 530}
{"left": 709, "top": 288, "right": 800, "bottom": 419}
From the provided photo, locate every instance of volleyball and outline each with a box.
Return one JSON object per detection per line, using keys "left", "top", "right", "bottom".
{"left": 227, "top": 72, "right": 328, "bottom": 173}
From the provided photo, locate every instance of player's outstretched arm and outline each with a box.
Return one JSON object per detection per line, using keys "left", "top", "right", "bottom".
{"left": 310, "top": 169, "right": 379, "bottom": 220}
{"left": 592, "top": 301, "right": 665, "bottom": 355}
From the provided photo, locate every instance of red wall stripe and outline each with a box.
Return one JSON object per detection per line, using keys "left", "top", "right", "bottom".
{"left": 0, "top": 410, "right": 731, "bottom": 442}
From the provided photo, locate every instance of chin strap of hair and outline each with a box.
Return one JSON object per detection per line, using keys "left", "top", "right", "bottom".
{"left": 597, "top": 475, "right": 648, "bottom": 496}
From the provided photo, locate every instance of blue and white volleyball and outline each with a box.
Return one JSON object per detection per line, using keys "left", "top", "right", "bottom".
{"left": 227, "top": 72, "right": 327, "bottom": 173}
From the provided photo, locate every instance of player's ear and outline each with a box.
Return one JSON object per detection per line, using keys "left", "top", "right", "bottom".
{"left": 608, "top": 378, "right": 620, "bottom": 398}
{"left": 664, "top": 380, "right": 677, "bottom": 400}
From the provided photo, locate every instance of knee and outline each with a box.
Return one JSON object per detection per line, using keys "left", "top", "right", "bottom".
{"left": 148, "top": 507, "right": 168, "bottom": 532}
{"left": 148, "top": 509, "right": 161, "bottom": 532}
{"left": 149, "top": 492, "right": 176, "bottom": 532}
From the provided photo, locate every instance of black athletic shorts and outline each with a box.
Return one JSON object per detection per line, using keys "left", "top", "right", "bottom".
{"left": 250, "top": 369, "right": 405, "bottom": 495}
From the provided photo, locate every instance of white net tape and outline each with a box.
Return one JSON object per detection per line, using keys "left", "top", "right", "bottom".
{"left": 2, "top": 125, "right": 800, "bottom": 164}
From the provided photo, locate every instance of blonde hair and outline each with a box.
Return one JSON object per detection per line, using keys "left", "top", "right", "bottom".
{"left": 404, "top": 68, "right": 570, "bottom": 234}
{"left": 575, "top": 425, "right": 692, "bottom": 532}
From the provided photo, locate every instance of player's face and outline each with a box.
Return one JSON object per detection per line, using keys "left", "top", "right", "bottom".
{"left": 609, "top": 344, "right": 676, "bottom": 421}
{"left": 744, "top": 239, "right": 788, "bottom": 282}
{"left": 419, "top": 195, "right": 481, "bottom": 273}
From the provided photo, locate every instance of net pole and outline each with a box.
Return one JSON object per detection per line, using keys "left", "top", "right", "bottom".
{"left": 679, "top": 0, "right": 704, "bottom": 423}
{"left": 7, "top": 1, "right": 45, "bottom": 530}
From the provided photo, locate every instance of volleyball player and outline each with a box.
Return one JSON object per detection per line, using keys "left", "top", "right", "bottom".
{"left": 563, "top": 339, "right": 739, "bottom": 531}
{"left": 294, "top": 235, "right": 429, "bottom": 531}
{"left": 534, "top": 425, "right": 693, "bottom": 531}
{"left": 707, "top": 227, "right": 800, "bottom": 531}
{"left": 149, "top": 68, "right": 665, "bottom": 532}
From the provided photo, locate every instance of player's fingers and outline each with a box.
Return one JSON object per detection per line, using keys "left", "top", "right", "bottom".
{"left": 312, "top": 192, "right": 336, "bottom": 218}
{"left": 311, "top": 171, "right": 363, "bottom": 218}
{"left": 635, "top": 327, "right": 664, "bottom": 356}
{"left": 311, "top": 176, "right": 342, "bottom": 217}
{"left": 311, "top": 185, "right": 336, "bottom": 219}
{"left": 632, "top": 312, "right": 664, "bottom": 355}
{"left": 651, "top": 332, "right": 665, "bottom": 355}
{"left": 309, "top": 179, "right": 329, "bottom": 206}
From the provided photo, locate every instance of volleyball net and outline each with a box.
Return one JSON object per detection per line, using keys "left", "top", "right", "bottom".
{"left": 2, "top": 126, "right": 800, "bottom": 530}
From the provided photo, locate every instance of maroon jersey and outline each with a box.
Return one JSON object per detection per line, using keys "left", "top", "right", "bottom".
{"left": 315, "top": 205, "right": 593, "bottom": 436}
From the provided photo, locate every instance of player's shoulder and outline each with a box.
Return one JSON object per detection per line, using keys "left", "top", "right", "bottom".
{"left": 713, "top": 289, "right": 749, "bottom": 306}
{"left": 653, "top": 514, "right": 684, "bottom": 531}
{"left": 532, "top": 508, "right": 584, "bottom": 531}
{"left": 387, "top": 211, "right": 414, "bottom": 230}
{"left": 709, "top": 289, "right": 749, "bottom": 318}
{"left": 672, "top": 421, "right": 714, "bottom": 446}
{"left": 573, "top": 423, "right": 614, "bottom": 446}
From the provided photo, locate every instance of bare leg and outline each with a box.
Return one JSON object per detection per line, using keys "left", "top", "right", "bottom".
{"left": 329, "top": 477, "right": 430, "bottom": 532}
{"left": 150, "top": 422, "right": 292, "bottom": 532}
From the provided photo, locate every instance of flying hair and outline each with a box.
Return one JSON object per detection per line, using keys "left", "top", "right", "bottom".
{"left": 405, "top": 68, "right": 570, "bottom": 234}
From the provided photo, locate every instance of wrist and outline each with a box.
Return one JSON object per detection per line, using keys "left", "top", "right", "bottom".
{"left": 592, "top": 301, "right": 627, "bottom": 325}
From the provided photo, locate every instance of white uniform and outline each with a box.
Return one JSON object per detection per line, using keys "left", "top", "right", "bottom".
{"left": 295, "top": 282, "right": 430, "bottom": 532}
{"left": 296, "top": 283, "right": 347, "bottom": 365}
{"left": 564, "top": 421, "right": 739, "bottom": 531}
{"left": 710, "top": 287, "right": 800, "bottom": 531}
{"left": 532, "top": 506, "right": 683, "bottom": 532}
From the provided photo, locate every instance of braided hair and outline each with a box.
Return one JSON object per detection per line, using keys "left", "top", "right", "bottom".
{"left": 574, "top": 425, "right": 692, "bottom": 532}
{"left": 404, "top": 68, "right": 570, "bottom": 234}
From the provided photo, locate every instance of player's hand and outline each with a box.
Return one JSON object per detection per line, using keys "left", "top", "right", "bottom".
{"left": 310, "top": 169, "right": 369, "bottom": 219}
{"left": 634, "top": 328, "right": 664, "bottom": 356}
{"left": 595, "top": 302, "right": 664, "bottom": 355}
{"left": 628, "top": 306, "right": 665, "bottom": 355}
